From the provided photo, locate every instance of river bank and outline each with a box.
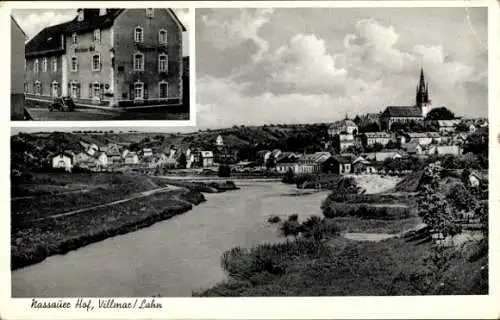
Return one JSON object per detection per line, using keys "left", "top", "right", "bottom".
{"left": 194, "top": 226, "right": 488, "bottom": 296}
{"left": 11, "top": 189, "right": 205, "bottom": 271}
{"left": 12, "top": 181, "right": 331, "bottom": 297}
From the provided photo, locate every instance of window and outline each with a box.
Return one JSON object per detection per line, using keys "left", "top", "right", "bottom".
{"left": 70, "top": 82, "right": 80, "bottom": 98}
{"left": 72, "top": 33, "right": 78, "bottom": 44}
{"left": 146, "top": 8, "right": 154, "bottom": 18}
{"left": 99, "top": 8, "right": 107, "bottom": 16}
{"left": 159, "top": 29, "right": 167, "bottom": 44}
{"left": 134, "top": 26, "right": 143, "bottom": 43}
{"left": 34, "top": 59, "right": 39, "bottom": 73}
{"left": 34, "top": 81, "right": 41, "bottom": 95}
{"left": 92, "top": 54, "right": 101, "bottom": 71}
{"left": 93, "top": 29, "right": 101, "bottom": 43}
{"left": 92, "top": 82, "right": 101, "bottom": 99}
{"left": 52, "top": 57, "right": 57, "bottom": 72}
{"left": 158, "top": 54, "right": 168, "bottom": 72}
{"left": 42, "top": 57, "right": 47, "bottom": 72}
{"left": 51, "top": 81, "right": 59, "bottom": 97}
{"left": 71, "top": 57, "right": 78, "bottom": 72}
{"left": 24, "top": 82, "right": 28, "bottom": 93}
{"left": 133, "top": 53, "right": 144, "bottom": 71}
{"left": 134, "top": 81, "right": 144, "bottom": 100}
{"left": 159, "top": 81, "right": 168, "bottom": 98}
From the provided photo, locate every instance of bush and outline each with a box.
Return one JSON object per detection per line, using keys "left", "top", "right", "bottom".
{"left": 280, "top": 220, "right": 301, "bottom": 237}
{"left": 301, "top": 216, "right": 339, "bottom": 241}
{"left": 267, "top": 215, "right": 281, "bottom": 224}
{"left": 288, "top": 214, "right": 299, "bottom": 222}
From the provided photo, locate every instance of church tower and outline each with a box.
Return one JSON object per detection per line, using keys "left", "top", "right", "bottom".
{"left": 415, "top": 68, "right": 431, "bottom": 118}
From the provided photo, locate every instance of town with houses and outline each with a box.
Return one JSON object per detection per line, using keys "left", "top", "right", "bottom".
{"left": 50, "top": 69, "right": 488, "bottom": 183}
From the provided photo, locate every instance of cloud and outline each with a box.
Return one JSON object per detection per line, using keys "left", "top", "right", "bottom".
{"left": 268, "top": 34, "right": 347, "bottom": 92}
{"left": 15, "top": 11, "right": 76, "bottom": 40}
{"left": 198, "top": 11, "right": 488, "bottom": 127}
{"left": 342, "top": 19, "right": 415, "bottom": 74}
{"left": 200, "top": 8, "right": 274, "bottom": 61}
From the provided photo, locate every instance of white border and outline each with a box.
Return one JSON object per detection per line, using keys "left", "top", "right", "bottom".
{"left": 2, "top": 1, "right": 499, "bottom": 319}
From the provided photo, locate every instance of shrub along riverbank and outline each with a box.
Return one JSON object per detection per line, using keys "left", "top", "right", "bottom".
{"left": 11, "top": 189, "right": 205, "bottom": 271}
{"left": 193, "top": 232, "right": 487, "bottom": 296}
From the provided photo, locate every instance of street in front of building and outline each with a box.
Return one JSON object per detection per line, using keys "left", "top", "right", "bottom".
{"left": 24, "top": 105, "right": 189, "bottom": 121}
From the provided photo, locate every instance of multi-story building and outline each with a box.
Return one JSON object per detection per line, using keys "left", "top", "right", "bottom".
{"left": 25, "top": 8, "right": 186, "bottom": 108}
{"left": 11, "top": 16, "right": 27, "bottom": 120}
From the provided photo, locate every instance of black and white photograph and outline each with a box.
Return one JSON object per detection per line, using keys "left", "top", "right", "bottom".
{"left": 10, "top": 8, "right": 190, "bottom": 121}
{"left": 9, "top": 5, "right": 491, "bottom": 301}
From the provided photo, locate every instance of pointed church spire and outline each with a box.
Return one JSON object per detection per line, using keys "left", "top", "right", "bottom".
{"left": 419, "top": 67, "right": 425, "bottom": 88}
{"left": 416, "top": 67, "right": 429, "bottom": 107}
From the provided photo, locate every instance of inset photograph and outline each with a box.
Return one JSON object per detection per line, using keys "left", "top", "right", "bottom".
{"left": 11, "top": 8, "right": 190, "bottom": 121}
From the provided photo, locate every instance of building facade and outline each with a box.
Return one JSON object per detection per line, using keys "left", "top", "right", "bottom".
{"left": 11, "top": 16, "right": 27, "bottom": 120}
{"left": 25, "top": 8, "right": 186, "bottom": 108}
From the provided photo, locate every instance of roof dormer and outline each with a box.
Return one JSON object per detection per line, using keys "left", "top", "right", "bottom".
{"left": 77, "top": 9, "right": 84, "bottom": 22}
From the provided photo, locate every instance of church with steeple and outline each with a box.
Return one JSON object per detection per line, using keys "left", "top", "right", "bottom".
{"left": 379, "top": 68, "right": 434, "bottom": 131}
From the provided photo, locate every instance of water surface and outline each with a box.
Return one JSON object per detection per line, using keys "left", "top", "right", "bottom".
{"left": 12, "top": 181, "right": 329, "bottom": 297}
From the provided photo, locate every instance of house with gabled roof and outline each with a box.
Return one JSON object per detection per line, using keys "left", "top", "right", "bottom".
{"left": 24, "top": 8, "right": 186, "bottom": 108}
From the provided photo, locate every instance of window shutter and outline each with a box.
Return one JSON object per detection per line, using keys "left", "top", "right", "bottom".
{"left": 144, "top": 83, "right": 149, "bottom": 99}
{"left": 89, "top": 83, "right": 92, "bottom": 98}
{"left": 77, "top": 83, "right": 81, "bottom": 98}
{"left": 129, "top": 84, "right": 134, "bottom": 100}
{"left": 100, "top": 83, "right": 104, "bottom": 99}
{"left": 67, "top": 83, "right": 70, "bottom": 96}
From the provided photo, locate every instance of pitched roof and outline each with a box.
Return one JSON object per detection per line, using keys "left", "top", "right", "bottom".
{"left": 200, "top": 151, "right": 213, "bottom": 157}
{"left": 437, "top": 120, "right": 460, "bottom": 127}
{"left": 363, "top": 132, "right": 391, "bottom": 138}
{"left": 11, "top": 16, "right": 26, "bottom": 37}
{"left": 381, "top": 106, "right": 423, "bottom": 118}
{"left": 25, "top": 9, "right": 185, "bottom": 57}
{"left": 470, "top": 170, "right": 488, "bottom": 182}
{"left": 25, "top": 21, "right": 70, "bottom": 57}
{"left": 402, "top": 142, "right": 421, "bottom": 153}
{"left": 407, "top": 132, "right": 441, "bottom": 138}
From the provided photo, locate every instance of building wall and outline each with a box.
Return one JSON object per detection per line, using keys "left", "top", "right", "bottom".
{"left": 11, "top": 19, "right": 25, "bottom": 95}
{"left": 11, "top": 16, "right": 27, "bottom": 119}
{"left": 25, "top": 55, "right": 63, "bottom": 97}
{"left": 113, "top": 9, "right": 182, "bottom": 106}
{"left": 65, "top": 28, "right": 113, "bottom": 104}
{"left": 52, "top": 155, "right": 72, "bottom": 169}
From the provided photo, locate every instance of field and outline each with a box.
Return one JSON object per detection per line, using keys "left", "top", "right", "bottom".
{"left": 12, "top": 172, "right": 160, "bottom": 222}
{"left": 11, "top": 187, "right": 205, "bottom": 270}
{"left": 11, "top": 172, "right": 210, "bottom": 270}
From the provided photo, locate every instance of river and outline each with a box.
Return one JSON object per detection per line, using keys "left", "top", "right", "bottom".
{"left": 12, "top": 181, "right": 330, "bottom": 297}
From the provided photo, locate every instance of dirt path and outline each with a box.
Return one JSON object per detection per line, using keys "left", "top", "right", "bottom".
{"left": 33, "top": 185, "right": 183, "bottom": 222}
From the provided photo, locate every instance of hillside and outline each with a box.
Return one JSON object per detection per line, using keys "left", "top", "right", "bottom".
{"left": 12, "top": 123, "right": 332, "bottom": 172}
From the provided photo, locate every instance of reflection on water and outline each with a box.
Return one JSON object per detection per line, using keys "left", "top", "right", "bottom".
{"left": 11, "top": 181, "right": 329, "bottom": 297}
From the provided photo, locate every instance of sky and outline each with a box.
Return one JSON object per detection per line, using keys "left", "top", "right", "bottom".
{"left": 11, "top": 8, "right": 190, "bottom": 56}
{"left": 195, "top": 7, "right": 488, "bottom": 130}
